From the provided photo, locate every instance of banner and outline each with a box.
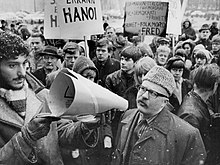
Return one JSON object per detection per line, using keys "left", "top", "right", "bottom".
{"left": 44, "top": 0, "right": 60, "bottom": 39}
{"left": 124, "top": 1, "right": 168, "bottom": 37}
{"left": 56, "top": 0, "right": 103, "bottom": 39}
{"left": 47, "top": 69, "right": 128, "bottom": 118}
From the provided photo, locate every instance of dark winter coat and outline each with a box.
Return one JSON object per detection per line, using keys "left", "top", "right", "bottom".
{"left": 111, "top": 104, "right": 206, "bottom": 165}
{"left": 178, "top": 91, "right": 212, "bottom": 164}
{"left": 207, "top": 85, "right": 220, "bottom": 165}
{"left": 169, "top": 79, "right": 193, "bottom": 114}
{"left": 180, "top": 20, "right": 196, "bottom": 41}
{"left": 105, "top": 70, "right": 135, "bottom": 98}
{"left": 93, "top": 57, "right": 120, "bottom": 87}
{"left": 195, "top": 39, "right": 212, "bottom": 51}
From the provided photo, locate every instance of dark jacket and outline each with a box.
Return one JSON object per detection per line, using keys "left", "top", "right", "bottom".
{"left": 33, "top": 67, "right": 47, "bottom": 86}
{"left": 105, "top": 69, "right": 136, "bottom": 144}
{"left": 0, "top": 72, "right": 98, "bottom": 165}
{"left": 195, "top": 39, "right": 212, "bottom": 51}
{"left": 207, "top": 85, "right": 220, "bottom": 165}
{"left": 169, "top": 79, "right": 193, "bottom": 114}
{"left": 178, "top": 91, "right": 212, "bottom": 164}
{"left": 111, "top": 104, "right": 206, "bottom": 165}
{"left": 105, "top": 70, "right": 135, "bottom": 98}
{"left": 209, "top": 26, "right": 219, "bottom": 40}
{"left": 93, "top": 57, "right": 120, "bottom": 87}
{"left": 180, "top": 21, "right": 196, "bottom": 41}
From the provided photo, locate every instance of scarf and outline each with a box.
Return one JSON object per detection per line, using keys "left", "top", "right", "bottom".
{"left": 0, "top": 81, "right": 28, "bottom": 117}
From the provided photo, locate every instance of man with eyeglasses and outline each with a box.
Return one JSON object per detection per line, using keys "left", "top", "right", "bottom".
{"left": 111, "top": 66, "right": 206, "bottom": 165}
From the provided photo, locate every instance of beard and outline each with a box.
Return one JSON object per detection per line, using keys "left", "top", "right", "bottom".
{"left": 0, "top": 73, "right": 26, "bottom": 91}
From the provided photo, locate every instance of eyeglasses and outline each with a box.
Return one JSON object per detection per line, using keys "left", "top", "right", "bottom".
{"left": 138, "top": 85, "right": 168, "bottom": 99}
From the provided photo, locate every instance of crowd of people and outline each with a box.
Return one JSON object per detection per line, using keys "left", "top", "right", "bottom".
{"left": 0, "top": 17, "right": 220, "bottom": 165}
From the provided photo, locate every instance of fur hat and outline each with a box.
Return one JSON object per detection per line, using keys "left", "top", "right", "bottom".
{"left": 72, "top": 56, "right": 98, "bottom": 81}
{"left": 142, "top": 66, "right": 175, "bottom": 97}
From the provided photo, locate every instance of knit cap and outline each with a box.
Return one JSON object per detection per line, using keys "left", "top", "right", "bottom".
{"left": 72, "top": 56, "right": 98, "bottom": 80}
{"left": 143, "top": 66, "right": 175, "bottom": 97}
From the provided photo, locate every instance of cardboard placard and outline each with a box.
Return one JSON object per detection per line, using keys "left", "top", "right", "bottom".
{"left": 47, "top": 69, "right": 128, "bottom": 118}
{"left": 44, "top": 0, "right": 60, "bottom": 39}
{"left": 165, "top": 0, "right": 182, "bottom": 35}
{"left": 124, "top": 1, "right": 168, "bottom": 37}
{"left": 56, "top": 0, "right": 103, "bottom": 39}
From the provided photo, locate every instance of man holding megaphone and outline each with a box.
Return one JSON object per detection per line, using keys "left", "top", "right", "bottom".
{"left": 0, "top": 32, "right": 101, "bottom": 165}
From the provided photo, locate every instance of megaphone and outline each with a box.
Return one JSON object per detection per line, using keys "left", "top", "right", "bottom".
{"left": 47, "top": 68, "right": 128, "bottom": 118}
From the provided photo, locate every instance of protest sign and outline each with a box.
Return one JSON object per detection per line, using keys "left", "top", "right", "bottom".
{"left": 56, "top": 0, "right": 103, "bottom": 39}
{"left": 44, "top": 0, "right": 60, "bottom": 39}
{"left": 124, "top": 1, "right": 168, "bottom": 37}
{"left": 165, "top": 0, "right": 182, "bottom": 35}
{"left": 47, "top": 69, "right": 128, "bottom": 118}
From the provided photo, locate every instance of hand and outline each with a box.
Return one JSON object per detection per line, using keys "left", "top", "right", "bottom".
{"left": 22, "top": 115, "right": 59, "bottom": 141}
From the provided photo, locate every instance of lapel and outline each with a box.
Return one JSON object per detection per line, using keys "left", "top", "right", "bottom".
{"left": 25, "top": 88, "right": 43, "bottom": 124}
{"left": 135, "top": 106, "right": 172, "bottom": 146}
{"left": 0, "top": 88, "right": 44, "bottom": 127}
{"left": 0, "top": 98, "right": 24, "bottom": 128}
{"left": 119, "top": 109, "right": 140, "bottom": 152}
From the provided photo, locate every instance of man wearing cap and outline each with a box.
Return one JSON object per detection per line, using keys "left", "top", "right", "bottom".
{"left": 157, "top": 37, "right": 171, "bottom": 47}
{"left": 111, "top": 66, "right": 206, "bottom": 165}
{"left": 178, "top": 64, "right": 220, "bottom": 165}
{"left": 45, "top": 42, "right": 81, "bottom": 88}
{"left": 0, "top": 32, "right": 100, "bottom": 164}
{"left": 33, "top": 45, "right": 62, "bottom": 86}
{"left": 62, "top": 42, "right": 81, "bottom": 69}
{"left": 195, "top": 24, "right": 212, "bottom": 51}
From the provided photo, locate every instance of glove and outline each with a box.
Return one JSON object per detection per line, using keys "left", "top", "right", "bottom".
{"left": 22, "top": 115, "right": 59, "bottom": 142}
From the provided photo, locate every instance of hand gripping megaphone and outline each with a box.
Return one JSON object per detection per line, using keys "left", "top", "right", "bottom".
{"left": 47, "top": 68, "right": 128, "bottom": 118}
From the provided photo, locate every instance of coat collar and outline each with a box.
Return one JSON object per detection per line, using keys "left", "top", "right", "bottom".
{"left": 121, "top": 103, "right": 173, "bottom": 135}
{"left": 0, "top": 88, "right": 43, "bottom": 127}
